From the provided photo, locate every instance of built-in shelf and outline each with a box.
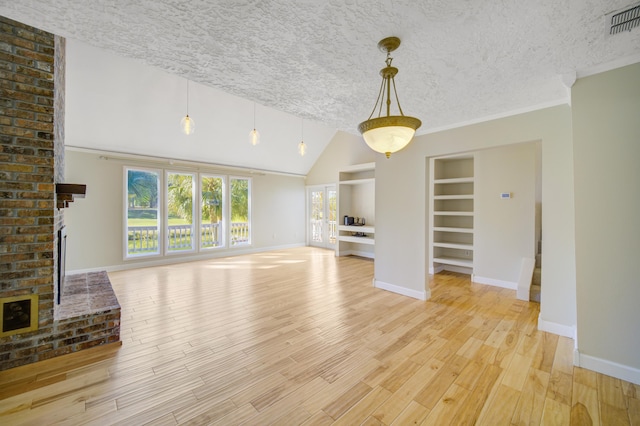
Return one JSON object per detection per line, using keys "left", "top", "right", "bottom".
{"left": 433, "top": 256, "right": 473, "bottom": 268}
{"left": 433, "top": 227, "right": 474, "bottom": 233}
{"left": 433, "top": 211, "right": 474, "bottom": 216}
{"left": 339, "top": 235, "right": 375, "bottom": 245}
{"left": 433, "top": 242, "right": 473, "bottom": 250}
{"left": 338, "top": 225, "right": 375, "bottom": 233}
{"left": 339, "top": 178, "right": 374, "bottom": 185}
{"left": 433, "top": 177, "right": 474, "bottom": 184}
{"left": 337, "top": 163, "right": 375, "bottom": 259}
{"left": 433, "top": 195, "right": 474, "bottom": 200}
{"left": 430, "top": 155, "right": 475, "bottom": 273}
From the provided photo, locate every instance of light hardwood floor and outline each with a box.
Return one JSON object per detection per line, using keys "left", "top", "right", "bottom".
{"left": 1, "top": 247, "right": 638, "bottom": 425}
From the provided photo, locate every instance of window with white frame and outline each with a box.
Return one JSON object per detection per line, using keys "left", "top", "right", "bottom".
{"left": 124, "top": 167, "right": 250, "bottom": 258}
{"left": 166, "top": 171, "right": 196, "bottom": 253}
{"left": 230, "top": 177, "right": 251, "bottom": 245}
{"left": 125, "top": 167, "right": 161, "bottom": 258}
{"left": 200, "top": 174, "right": 225, "bottom": 249}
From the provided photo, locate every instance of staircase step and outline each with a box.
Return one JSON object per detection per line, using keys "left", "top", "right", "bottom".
{"left": 532, "top": 240, "right": 542, "bottom": 299}
{"left": 530, "top": 284, "right": 541, "bottom": 303}
{"left": 532, "top": 267, "right": 541, "bottom": 286}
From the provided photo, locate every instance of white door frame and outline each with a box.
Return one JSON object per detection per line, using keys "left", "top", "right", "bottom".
{"left": 307, "top": 185, "right": 336, "bottom": 249}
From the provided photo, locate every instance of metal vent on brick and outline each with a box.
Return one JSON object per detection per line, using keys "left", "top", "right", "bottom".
{"left": 606, "top": 3, "right": 640, "bottom": 35}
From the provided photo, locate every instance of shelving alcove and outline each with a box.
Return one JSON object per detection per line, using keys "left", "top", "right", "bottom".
{"left": 429, "top": 154, "right": 474, "bottom": 275}
{"left": 336, "top": 162, "right": 375, "bottom": 259}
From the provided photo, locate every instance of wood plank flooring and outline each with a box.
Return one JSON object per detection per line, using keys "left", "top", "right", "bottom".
{"left": 1, "top": 247, "right": 639, "bottom": 425}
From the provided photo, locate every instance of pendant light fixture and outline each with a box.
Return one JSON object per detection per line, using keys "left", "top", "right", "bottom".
{"left": 180, "top": 80, "right": 195, "bottom": 135}
{"left": 298, "top": 119, "right": 306, "bottom": 156}
{"left": 358, "top": 37, "right": 421, "bottom": 158}
{"left": 249, "top": 102, "right": 260, "bottom": 145}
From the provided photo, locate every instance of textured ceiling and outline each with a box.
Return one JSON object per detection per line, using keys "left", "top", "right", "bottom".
{"left": 2, "top": 0, "right": 640, "bottom": 170}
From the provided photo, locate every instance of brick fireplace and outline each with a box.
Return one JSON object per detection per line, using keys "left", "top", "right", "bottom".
{"left": 0, "top": 16, "right": 120, "bottom": 371}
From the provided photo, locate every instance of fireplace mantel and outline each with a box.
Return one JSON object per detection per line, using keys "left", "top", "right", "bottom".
{"left": 55, "top": 183, "right": 86, "bottom": 209}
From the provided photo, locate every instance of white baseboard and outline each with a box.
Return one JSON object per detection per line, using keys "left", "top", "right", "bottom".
{"left": 429, "top": 264, "right": 472, "bottom": 275}
{"left": 537, "top": 314, "right": 576, "bottom": 339}
{"left": 337, "top": 249, "right": 374, "bottom": 259}
{"left": 67, "top": 243, "right": 306, "bottom": 275}
{"left": 574, "top": 349, "right": 640, "bottom": 385}
{"left": 373, "top": 279, "right": 429, "bottom": 301}
{"left": 428, "top": 264, "right": 444, "bottom": 275}
{"left": 473, "top": 275, "right": 517, "bottom": 290}
{"left": 444, "top": 265, "right": 472, "bottom": 275}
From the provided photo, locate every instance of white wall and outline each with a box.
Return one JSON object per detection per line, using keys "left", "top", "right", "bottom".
{"left": 64, "top": 150, "right": 306, "bottom": 272}
{"left": 374, "top": 105, "right": 576, "bottom": 335}
{"left": 349, "top": 181, "right": 375, "bottom": 225}
{"left": 65, "top": 39, "right": 336, "bottom": 177}
{"left": 305, "top": 130, "right": 375, "bottom": 186}
{"left": 374, "top": 151, "right": 428, "bottom": 299}
{"left": 474, "top": 143, "right": 536, "bottom": 285}
{"left": 572, "top": 62, "right": 640, "bottom": 383}
{"left": 251, "top": 173, "right": 307, "bottom": 248}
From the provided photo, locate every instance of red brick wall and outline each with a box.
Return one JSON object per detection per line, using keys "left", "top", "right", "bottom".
{"left": 0, "top": 16, "right": 56, "bottom": 369}
{"left": 0, "top": 15, "right": 119, "bottom": 370}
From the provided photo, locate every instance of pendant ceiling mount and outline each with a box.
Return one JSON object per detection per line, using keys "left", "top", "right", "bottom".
{"left": 377, "top": 36, "right": 401, "bottom": 53}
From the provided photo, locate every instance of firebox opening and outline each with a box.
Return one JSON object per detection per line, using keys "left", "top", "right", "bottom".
{"left": 57, "top": 225, "right": 67, "bottom": 304}
{"left": 0, "top": 294, "right": 38, "bottom": 337}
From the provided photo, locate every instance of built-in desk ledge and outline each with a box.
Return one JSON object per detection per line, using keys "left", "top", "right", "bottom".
{"left": 55, "top": 271, "right": 120, "bottom": 321}
{"left": 56, "top": 183, "right": 86, "bottom": 209}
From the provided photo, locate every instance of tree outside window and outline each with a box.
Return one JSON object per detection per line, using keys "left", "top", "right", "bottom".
{"left": 125, "top": 168, "right": 251, "bottom": 257}
{"left": 201, "top": 175, "right": 224, "bottom": 248}
{"left": 126, "top": 168, "right": 160, "bottom": 257}
{"left": 230, "top": 177, "right": 250, "bottom": 245}
{"left": 167, "top": 172, "right": 195, "bottom": 252}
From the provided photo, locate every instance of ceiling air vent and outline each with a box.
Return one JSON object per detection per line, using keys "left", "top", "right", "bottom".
{"left": 606, "top": 3, "right": 640, "bottom": 36}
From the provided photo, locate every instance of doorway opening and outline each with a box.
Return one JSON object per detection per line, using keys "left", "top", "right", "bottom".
{"left": 308, "top": 185, "right": 336, "bottom": 249}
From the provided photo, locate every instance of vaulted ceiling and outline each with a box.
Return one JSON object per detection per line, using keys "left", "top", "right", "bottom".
{"left": 2, "top": 0, "right": 640, "bottom": 174}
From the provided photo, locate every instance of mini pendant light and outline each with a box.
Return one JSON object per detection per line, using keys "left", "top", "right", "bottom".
{"left": 249, "top": 102, "right": 260, "bottom": 145}
{"left": 298, "top": 119, "right": 306, "bottom": 156}
{"left": 181, "top": 80, "right": 195, "bottom": 135}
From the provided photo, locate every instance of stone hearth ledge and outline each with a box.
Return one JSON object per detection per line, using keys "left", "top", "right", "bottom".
{"left": 55, "top": 271, "right": 120, "bottom": 321}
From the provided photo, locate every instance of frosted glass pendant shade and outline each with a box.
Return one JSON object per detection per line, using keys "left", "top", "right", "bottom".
{"left": 181, "top": 114, "right": 195, "bottom": 135}
{"left": 298, "top": 140, "right": 306, "bottom": 156}
{"left": 249, "top": 128, "right": 260, "bottom": 145}
{"left": 359, "top": 116, "right": 421, "bottom": 158}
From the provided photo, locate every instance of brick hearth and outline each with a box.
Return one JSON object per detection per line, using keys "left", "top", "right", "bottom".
{"left": 56, "top": 271, "right": 120, "bottom": 320}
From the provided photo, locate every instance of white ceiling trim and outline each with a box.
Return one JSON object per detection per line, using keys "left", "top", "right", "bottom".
{"left": 422, "top": 98, "right": 571, "bottom": 135}
{"left": 576, "top": 52, "right": 640, "bottom": 78}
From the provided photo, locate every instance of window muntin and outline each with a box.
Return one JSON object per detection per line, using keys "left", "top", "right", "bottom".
{"left": 201, "top": 175, "right": 225, "bottom": 249}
